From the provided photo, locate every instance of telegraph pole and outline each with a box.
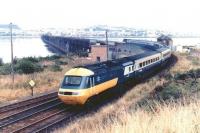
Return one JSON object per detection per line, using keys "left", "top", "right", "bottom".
{"left": 105, "top": 30, "right": 109, "bottom": 61}
{"left": 10, "top": 23, "right": 14, "bottom": 89}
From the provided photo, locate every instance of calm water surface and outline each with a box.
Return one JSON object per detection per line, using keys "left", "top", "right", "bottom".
{"left": 0, "top": 38, "right": 53, "bottom": 63}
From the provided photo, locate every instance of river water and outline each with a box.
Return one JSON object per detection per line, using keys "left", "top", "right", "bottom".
{"left": 0, "top": 37, "right": 200, "bottom": 63}
{"left": 0, "top": 37, "right": 53, "bottom": 63}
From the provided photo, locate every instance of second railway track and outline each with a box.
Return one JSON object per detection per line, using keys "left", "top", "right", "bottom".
{"left": 0, "top": 92, "right": 57, "bottom": 115}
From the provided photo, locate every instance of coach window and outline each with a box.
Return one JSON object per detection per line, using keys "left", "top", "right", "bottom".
{"left": 143, "top": 62, "right": 145, "bottom": 66}
{"left": 132, "top": 66, "right": 134, "bottom": 71}
{"left": 139, "top": 63, "right": 142, "bottom": 68}
{"left": 129, "top": 67, "right": 131, "bottom": 72}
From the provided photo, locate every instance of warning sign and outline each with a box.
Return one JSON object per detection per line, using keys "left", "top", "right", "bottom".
{"left": 29, "top": 80, "right": 35, "bottom": 87}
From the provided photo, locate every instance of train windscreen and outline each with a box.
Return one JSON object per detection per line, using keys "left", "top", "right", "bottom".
{"left": 61, "top": 76, "right": 82, "bottom": 89}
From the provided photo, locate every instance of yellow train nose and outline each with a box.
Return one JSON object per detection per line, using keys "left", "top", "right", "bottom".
{"left": 58, "top": 93, "right": 88, "bottom": 105}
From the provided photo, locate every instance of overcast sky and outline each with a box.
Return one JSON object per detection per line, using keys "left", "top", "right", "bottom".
{"left": 0, "top": 0, "right": 200, "bottom": 33}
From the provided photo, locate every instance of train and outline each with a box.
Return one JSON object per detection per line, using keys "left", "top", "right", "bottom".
{"left": 58, "top": 42, "right": 171, "bottom": 105}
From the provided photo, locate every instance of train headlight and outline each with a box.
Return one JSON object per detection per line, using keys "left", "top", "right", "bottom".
{"left": 72, "top": 92, "right": 80, "bottom": 95}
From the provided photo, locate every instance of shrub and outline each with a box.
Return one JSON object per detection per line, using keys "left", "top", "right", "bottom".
{"left": 0, "top": 64, "right": 11, "bottom": 75}
{"left": 175, "top": 73, "right": 190, "bottom": 80}
{"left": 50, "top": 64, "right": 62, "bottom": 72}
{"left": 45, "top": 55, "right": 61, "bottom": 61}
{"left": 157, "top": 83, "right": 183, "bottom": 100}
{"left": 15, "top": 60, "right": 43, "bottom": 74}
{"left": 23, "top": 57, "right": 39, "bottom": 63}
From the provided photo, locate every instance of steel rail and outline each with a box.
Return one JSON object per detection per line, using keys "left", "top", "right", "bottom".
{"left": 0, "top": 92, "right": 57, "bottom": 113}
{"left": 0, "top": 98, "right": 62, "bottom": 129}
{"left": 0, "top": 95, "right": 58, "bottom": 119}
{"left": 10, "top": 107, "right": 72, "bottom": 133}
{"left": 33, "top": 111, "right": 85, "bottom": 133}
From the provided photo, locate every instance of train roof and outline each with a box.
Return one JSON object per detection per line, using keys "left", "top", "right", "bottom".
{"left": 123, "top": 39, "right": 169, "bottom": 52}
{"left": 76, "top": 50, "right": 159, "bottom": 74}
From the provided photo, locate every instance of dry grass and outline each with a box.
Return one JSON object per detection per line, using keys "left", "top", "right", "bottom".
{"left": 57, "top": 100, "right": 200, "bottom": 133}
{"left": 0, "top": 66, "right": 71, "bottom": 103}
{"left": 54, "top": 53, "right": 200, "bottom": 133}
{"left": 107, "top": 100, "right": 200, "bottom": 133}
{"left": 170, "top": 53, "right": 192, "bottom": 75}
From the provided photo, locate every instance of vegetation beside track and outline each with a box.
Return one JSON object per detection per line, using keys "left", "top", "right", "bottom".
{"left": 0, "top": 55, "right": 91, "bottom": 103}
{"left": 55, "top": 53, "right": 200, "bottom": 133}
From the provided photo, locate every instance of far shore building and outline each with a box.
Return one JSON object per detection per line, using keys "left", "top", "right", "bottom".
{"left": 89, "top": 40, "right": 154, "bottom": 62}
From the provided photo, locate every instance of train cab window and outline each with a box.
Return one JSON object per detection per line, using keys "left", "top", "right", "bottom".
{"left": 85, "top": 77, "right": 90, "bottom": 88}
{"left": 89, "top": 77, "right": 93, "bottom": 88}
{"left": 87, "top": 77, "right": 94, "bottom": 88}
{"left": 61, "top": 76, "right": 82, "bottom": 88}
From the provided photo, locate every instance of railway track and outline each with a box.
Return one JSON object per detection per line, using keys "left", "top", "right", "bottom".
{"left": 0, "top": 92, "right": 57, "bottom": 115}
{"left": 0, "top": 91, "right": 83, "bottom": 133}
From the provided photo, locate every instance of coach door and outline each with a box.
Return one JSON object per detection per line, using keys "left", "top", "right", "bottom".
{"left": 124, "top": 65, "right": 134, "bottom": 77}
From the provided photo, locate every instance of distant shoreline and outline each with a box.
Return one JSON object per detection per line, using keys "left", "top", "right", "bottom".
{"left": 0, "top": 36, "right": 41, "bottom": 39}
{"left": 0, "top": 36, "right": 200, "bottom": 39}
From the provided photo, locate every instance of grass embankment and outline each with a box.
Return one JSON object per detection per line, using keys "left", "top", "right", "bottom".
{"left": 55, "top": 53, "right": 200, "bottom": 133}
{"left": 0, "top": 55, "right": 91, "bottom": 103}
